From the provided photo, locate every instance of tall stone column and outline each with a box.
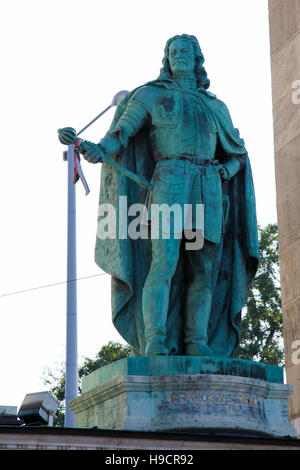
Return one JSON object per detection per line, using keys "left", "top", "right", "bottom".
{"left": 268, "top": 0, "right": 300, "bottom": 436}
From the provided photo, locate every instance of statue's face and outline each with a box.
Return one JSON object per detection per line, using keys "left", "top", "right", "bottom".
{"left": 168, "top": 38, "right": 195, "bottom": 74}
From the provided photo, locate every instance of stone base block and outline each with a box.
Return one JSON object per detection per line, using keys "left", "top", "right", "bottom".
{"left": 70, "top": 357, "right": 297, "bottom": 438}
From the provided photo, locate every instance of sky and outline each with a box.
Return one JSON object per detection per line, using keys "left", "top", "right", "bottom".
{"left": 0, "top": 0, "right": 277, "bottom": 410}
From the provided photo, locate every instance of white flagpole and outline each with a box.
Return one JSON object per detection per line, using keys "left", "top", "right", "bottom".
{"left": 65, "top": 144, "right": 78, "bottom": 427}
{"left": 62, "top": 90, "right": 128, "bottom": 428}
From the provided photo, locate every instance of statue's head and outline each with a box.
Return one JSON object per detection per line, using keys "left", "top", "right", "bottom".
{"left": 159, "top": 34, "right": 210, "bottom": 89}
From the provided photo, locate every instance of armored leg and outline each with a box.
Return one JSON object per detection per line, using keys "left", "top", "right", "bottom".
{"left": 183, "top": 240, "right": 216, "bottom": 356}
{"left": 142, "top": 237, "right": 181, "bottom": 356}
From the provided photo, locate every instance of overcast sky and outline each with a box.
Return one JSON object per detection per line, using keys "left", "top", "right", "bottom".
{"left": 0, "top": 0, "right": 277, "bottom": 410}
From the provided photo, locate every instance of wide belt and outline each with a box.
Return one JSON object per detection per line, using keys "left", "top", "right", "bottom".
{"left": 158, "top": 156, "right": 214, "bottom": 166}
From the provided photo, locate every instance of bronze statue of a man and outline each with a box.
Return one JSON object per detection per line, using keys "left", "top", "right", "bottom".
{"left": 59, "top": 34, "right": 259, "bottom": 358}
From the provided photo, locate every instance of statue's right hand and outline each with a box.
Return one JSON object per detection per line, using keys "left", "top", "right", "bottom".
{"left": 79, "top": 141, "right": 104, "bottom": 164}
{"left": 57, "top": 127, "right": 77, "bottom": 145}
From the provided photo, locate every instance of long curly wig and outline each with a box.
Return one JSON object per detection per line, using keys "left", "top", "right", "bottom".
{"left": 158, "top": 34, "right": 210, "bottom": 90}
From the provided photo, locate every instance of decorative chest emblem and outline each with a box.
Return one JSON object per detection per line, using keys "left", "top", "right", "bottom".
{"left": 152, "top": 92, "right": 181, "bottom": 128}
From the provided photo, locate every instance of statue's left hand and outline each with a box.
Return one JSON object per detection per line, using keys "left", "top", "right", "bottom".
{"left": 57, "top": 127, "right": 77, "bottom": 145}
{"left": 213, "top": 162, "right": 229, "bottom": 182}
{"left": 217, "top": 165, "right": 229, "bottom": 182}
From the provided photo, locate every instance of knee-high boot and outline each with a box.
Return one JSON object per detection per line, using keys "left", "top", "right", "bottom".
{"left": 142, "top": 280, "right": 170, "bottom": 356}
{"left": 142, "top": 236, "right": 181, "bottom": 356}
{"left": 183, "top": 282, "right": 214, "bottom": 357}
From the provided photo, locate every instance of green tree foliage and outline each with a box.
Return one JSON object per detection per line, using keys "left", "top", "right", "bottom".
{"left": 78, "top": 341, "right": 131, "bottom": 380}
{"left": 236, "top": 223, "right": 284, "bottom": 365}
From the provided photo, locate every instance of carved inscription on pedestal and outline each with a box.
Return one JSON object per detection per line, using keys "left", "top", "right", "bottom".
{"left": 161, "top": 390, "right": 266, "bottom": 422}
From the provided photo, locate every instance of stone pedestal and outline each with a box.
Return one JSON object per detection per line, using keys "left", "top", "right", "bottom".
{"left": 70, "top": 357, "right": 296, "bottom": 438}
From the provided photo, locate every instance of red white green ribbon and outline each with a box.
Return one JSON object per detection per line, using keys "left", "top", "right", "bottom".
{"left": 73, "top": 139, "right": 90, "bottom": 195}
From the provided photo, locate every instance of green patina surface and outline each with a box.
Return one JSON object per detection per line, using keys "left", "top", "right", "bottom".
{"left": 82, "top": 357, "right": 283, "bottom": 394}
{"left": 58, "top": 34, "right": 259, "bottom": 359}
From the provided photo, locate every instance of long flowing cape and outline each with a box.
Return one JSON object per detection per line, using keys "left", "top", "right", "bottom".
{"left": 94, "top": 81, "right": 259, "bottom": 357}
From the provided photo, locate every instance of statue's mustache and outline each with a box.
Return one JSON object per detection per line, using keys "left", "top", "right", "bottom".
{"left": 173, "top": 59, "right": 188, "bottom": 64}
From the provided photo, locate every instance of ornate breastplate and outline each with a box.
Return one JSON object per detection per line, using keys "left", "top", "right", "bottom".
{"left": 150, "top": 89, "right": 217, "bottom": 160}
